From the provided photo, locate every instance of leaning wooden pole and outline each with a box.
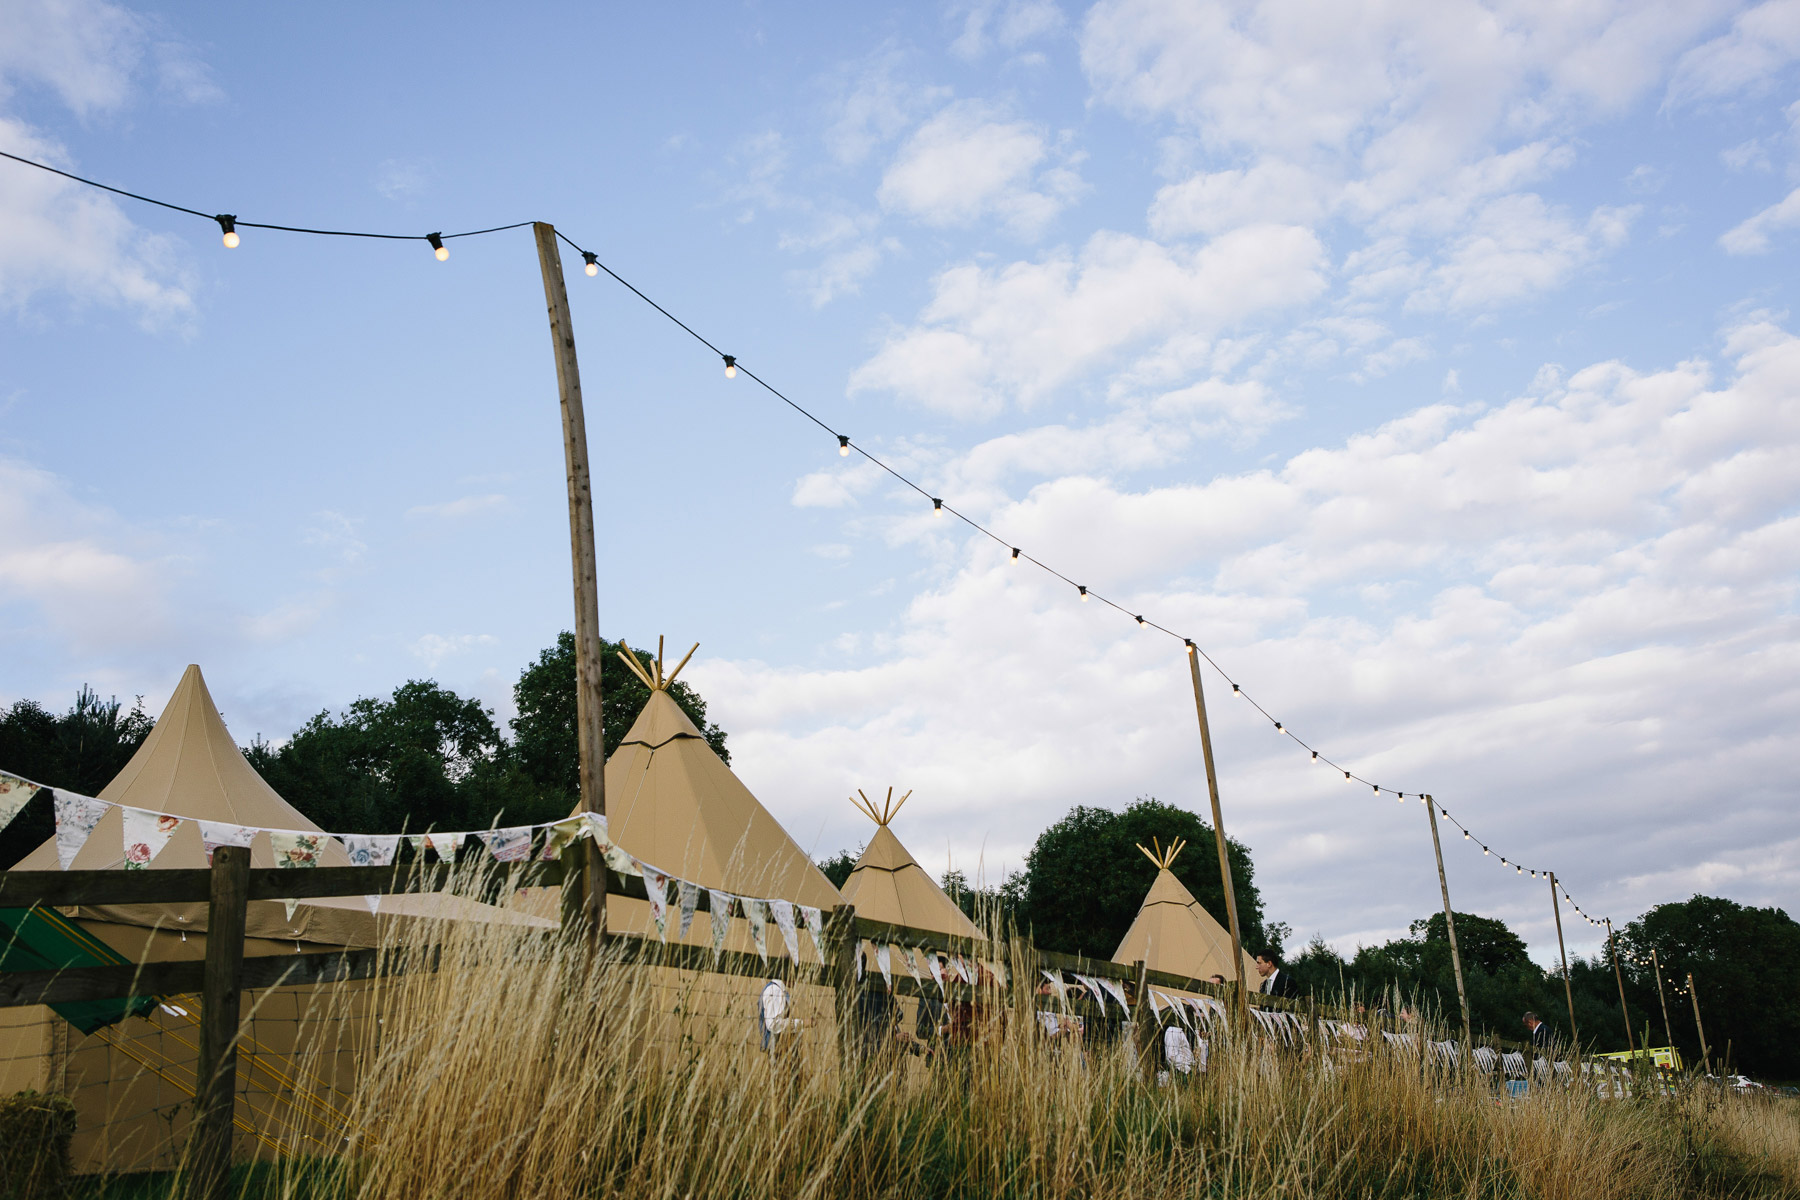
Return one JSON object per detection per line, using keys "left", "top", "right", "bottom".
{"left": 1549, "top": 871, "right": 1579, "bottom": 1058}
{"left": 188, "top": 845, "right": 249, "bottom": 1200}
{"left": 534, "top": 221, "right": 607, "bottom": 948}
{"left": 1606, "top": 918, "right": 1635, "bottom": 1055}
{"left": 1422, "top": 795, "right": 1471, "bottom": 1048}
{"left": 1687, "top": 973, "right": 1712, "bottom": 1075}
{"left": 1650, "top": 948, "right": 1674, "bottom": 1051}
{"left": 1184, "top": 644, "right": 1250, "bottom": 1025}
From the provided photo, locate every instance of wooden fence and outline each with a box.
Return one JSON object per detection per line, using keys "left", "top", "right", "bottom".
{"left": 1, "top": 847, "right": 1579, "bottom": 1200}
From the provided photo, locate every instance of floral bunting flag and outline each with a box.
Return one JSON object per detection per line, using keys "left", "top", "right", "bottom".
{"left": 742, "top": 898, "right": 769, "bottom": 961}
{"left": 475, "top": 827, "right": 533, "bottom": 863}
{"left": 799, "top": 905, "right": 825, "bottom": 963}
{"left": 876, "top": 943, "right": 891, "bottom": 987}
{"left": 199, "top": 821, "right": 255, "bottom": 864}
{"left": 405, "top": 834, "right": 430, "bottom": 862}
{"left": 708, "top": 889, "right": 734, "bottom": 953}
{"left": 664, "top": 880, "right": 692, "bottom": 938}
{"left": 53, "top": 792, "right": 109, "bottom": 870}
{"left": 342, "top": 835, "right": 400, "bottom": 867}
{"left": 769, "top": 899, "right": 800, "bottom": 962}
{"left": 0, "top": 772, "right": 40, "bottom": 836}
{"left": 121, "top": 808, "right": 180, "bottom": 870}
{"left": 1098, "top": 978, "right": 1130, "bottom": 1014}
{"left": 426, "top": 831, "right": 464, "bottom": 863}
{"left": 602, "top": 841, "right": 638, "bottom": 875}
{"left": 901, "top": 948, "right": 923, "bottom": 985}
{"left": 540, "top": 817, "right": 586, "bottom": 862}
{"left": 951, "top": 955, "right": 972, "bottom": 985}
{"left": 270, "top": 831, "right": 325, "bottom": 868}
{"left": 927, "top": 952, "right": 945, "bottom": 994}
{"left": 639, "top": 863, "right": 670, "bottom": 940}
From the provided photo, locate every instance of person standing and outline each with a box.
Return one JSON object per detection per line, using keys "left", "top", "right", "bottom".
{"left": 1523, "top": 1011, "right": 1552, "bottom": 1049}
{"left": 1255, "top": 951, "right": 1298, "bottom": 998}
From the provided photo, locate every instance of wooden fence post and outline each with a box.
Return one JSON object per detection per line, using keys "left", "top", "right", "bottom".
{"left": 827, "top": 905, "right": 858, "bottom": 1076}
{"left": 1131, "top": 960, "right": 1153, "bottom": 1075}
{"left": 188, "top": 845, "right": 249, "bottom": 1200}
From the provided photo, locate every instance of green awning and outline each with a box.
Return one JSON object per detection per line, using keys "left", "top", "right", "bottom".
{"left": 0, "top": 907, "right": 159, "bottom": 1033}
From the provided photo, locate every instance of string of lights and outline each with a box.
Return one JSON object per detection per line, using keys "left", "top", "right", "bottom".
{"left": 0, "top": 148, "right": 1615, "bottom": 927}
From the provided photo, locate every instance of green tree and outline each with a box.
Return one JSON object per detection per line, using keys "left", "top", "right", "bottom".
{"left": 1007, "top": 797, "right": 1271, "bottom": 959}
{"left": 0, "top": 687, "right": 154, "bottom": 867}
{"left": 817, "top": 848, "right": 858, "bottom": 890}
{"left": 511, "top": 633, "right": 729, "bottom": 804}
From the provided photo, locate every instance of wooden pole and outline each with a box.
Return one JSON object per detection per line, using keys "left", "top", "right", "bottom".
{"left": 188, "top": 845, "right": 249, "bottom": 1200}
{"left": 1184, "top": 645, "right": 1250, "bottom": 1025}
{"left": 1131, "top": 959, "right": 1153, "bottom": 1073}
{"left": 1549, "top": 871, "right": 1578, "bottom": 1058}
{"left": 1687, "top": 973, "right": 1712, "bottom": 1075}
{"left": 1606, "top": 919, "right": 1635, "bottom": 1055}
{"left": 828, "top": 904, "right": 859, "bottom": 1076}
{"left": 1650, "top": 949, "right": 1674, "bottom": 1051}
{"left": 1422, "top": 796, "right": 1471, "bottom": 1048}
{"left": 533, "top": 222, "right": 607, "bottom": 948}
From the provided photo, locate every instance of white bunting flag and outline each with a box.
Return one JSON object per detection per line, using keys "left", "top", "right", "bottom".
{"left": 0, "top": 772, "right": 40, "bottom": 836}
{"left": 928, "top": 952, "right": 945, "bottom": 994}
{"left": 856, "top": 941, "right": 864, "bottom": 981}
{"left": 798, "top": 905, "right": 825, "bottom": 963}
{"left": 876, "top": 943, "right": 891, "bottom": 987}
{"left": 1146, "top": 989, "right": 1166, "bottom": 1022}
{"left": 1040, "top": 971, "right": 1069, "bottom": 1005}
{"left": 476, "top": 826, "right": 533, "bottom": 863}
{"left": 678, "top": 881, "right": 699, "bottom": 938}
{"left": 1073, "top": 974, "right": 1108, "bottom": 1011}
{"left": 53, "top": 791, "right": 109, "bottom": 870}
{"left": 121, "top": 808, "right": 180, "bottom": 870}
{"left": 284, "top": 898, "right": 301, "bottom": 923}
{"left": 951, "top": 955, "right": 972, "bottom": 984}
{"left": 742, "top": 898, "right": 769, "bottom": 961}
{"left": 602, "top": 841, "right": 638, "bottom": 875}
{"left": 270, "top": 831, "right": 326, "bottom": 867}
{"left": 1099, "top": 978, "right": 1130, "bottom": 1014}
{"left": 770, "top": 899, "right": 800, "bottom": 962}
{"left": 902, "top": 947, "right": 923, "bottom": 985}
{"left": 708, "top": 890, "right": 734, "bottom": 953}
{"left": 540, "top": 817, "right": 586, "bottom": 862}
{"left": 427, "top": 831, "right": 464, "bottom": 863}
{"left": 405, "top": 834, "right": 430, "bottom": 862}
{"left": 199, "top": 821, "right": 255, "bottom": 864}
{"left": 342, "top": 834, "right": 399, "bottom": 867}
{"left": 638, "top": 863, "right": 670, "bottom": 940}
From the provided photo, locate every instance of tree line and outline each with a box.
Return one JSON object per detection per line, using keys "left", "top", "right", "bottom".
{"left": 3, "top": 639, "right": 1794, "bottom": 1078}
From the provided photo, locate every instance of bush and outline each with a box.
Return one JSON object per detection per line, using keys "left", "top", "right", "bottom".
{"left": 0, "top": 1091, "right": 77, "bottom": 1200}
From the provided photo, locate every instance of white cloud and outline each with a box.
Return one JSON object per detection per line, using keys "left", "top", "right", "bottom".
{"left": 1666, "top": 0, "right": 1800, "bottom": 106}
{"left": 949, "top": 0, "right": 1067, "bottom": 60}
{"left": 1148, "top": 159, "right": 1329, "bottom": 239}
{"left": 877, "top": 99, "right": 1083, "bottom": 237}
{"left": 719, "top": 319, "right": 1800, "bottom": 956}
{"left": 1719, "top": 183, "right": 1800, "bottom": 253}
{"left": 1413, "top": 196, "right": 1638, "bottom": 312}
{"left": 824, "top": 47, "right": 951, "bottom": 165}
{"left": 850, "top": 225, "right": 1326, "bottom": 417}
{"left": 405, "top": 493, "right": 508, "bottom": 520}
{"left": 413, "top": 633, "right": 498, "bottom": 669}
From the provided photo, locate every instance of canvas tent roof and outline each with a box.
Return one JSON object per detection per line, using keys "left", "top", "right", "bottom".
{"left": 1112, "top": 845, "right": 1257, "bottom": 983}
{"left": 18, "top": 664, "right": 548, "bottom": 944}
{"left": 839, "top": 818, "right": 984, "bottom": 940}
{"left": 581, "top": 685, "right": 840, "bottom": 910}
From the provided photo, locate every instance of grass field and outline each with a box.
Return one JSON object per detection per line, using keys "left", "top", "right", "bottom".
{"left": 71, "top": 891, "right": 1800, "bottom": 1200}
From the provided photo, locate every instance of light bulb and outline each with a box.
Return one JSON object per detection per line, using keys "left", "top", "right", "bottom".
{"left": 427, "top": 232, "right": 448, "bottom": 261}
{"left": 838, "top": 435, "right": 850, "bottom": 456}
{"left": 1483, "top": 847, "right": 1490, "bottom": 855}
{"left": 1078, "top": 585, "right": 1089, "bottom": 601}
{"left": 1135, "top": 615, "right": 1145, "bottom": 625}
{"left": 1343, "top": 770, "right": 1350, "bottom": 780}
{"left": 1463, "top": 831, "right": 1469, "bottom": 839}
{"left": 1372, "top": 784, "right": 1380, "bottom": 795}
{"left": 216, "top": 214, "right": 238, "bottom": 248}
{"left": 583, "top": 251, "right": 599, "bottom": 277}
{"left": 723, "top": 355, "right": 737, "bottom": 379}
{"left": 933, "top": 498, "right": 944, "bottom": 517}
{"left": 1011, "top": 547, "right": 1022, "bottom": 564}
{"left": 223, "top": 231, "right": 239, "bottom": 249}
{"left": 1274, "top": 721, "right": 1283, "bottom": 733}
{"left": 1310, "top": 750, "right": 1318, "bottom": 760}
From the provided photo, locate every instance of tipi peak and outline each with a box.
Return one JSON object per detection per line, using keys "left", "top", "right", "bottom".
{"left": 1137, "top": 836, "right": 1186, "bottom": 871}
{"left": 615, "top": 635, "right": 698, "bottom": 693}
{"left": 851, "top": 786, "right": 912, "bottom": 827}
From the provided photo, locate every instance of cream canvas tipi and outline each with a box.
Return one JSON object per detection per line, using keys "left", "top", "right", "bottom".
{"left": 838, "top": 788, "right": 983, "bottom": 940}
{"left": 1112, "top": 838, "right": 1257, "bottom": 982}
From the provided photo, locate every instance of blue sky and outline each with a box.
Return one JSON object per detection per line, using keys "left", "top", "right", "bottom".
{"left": 3, "top": 0, "right": 1798, "bottom": 963}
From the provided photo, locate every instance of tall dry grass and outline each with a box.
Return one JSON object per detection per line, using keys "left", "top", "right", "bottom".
{"left": 172, "top": 870, "right": 1800, "bottom": 1200}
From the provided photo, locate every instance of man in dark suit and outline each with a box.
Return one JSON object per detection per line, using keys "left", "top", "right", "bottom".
{"left": 1255, "top": 950, "right": 1298, "bottom": 998}
{"left": 1523, "top": 1011, "right": 1552, "bottom": 1049}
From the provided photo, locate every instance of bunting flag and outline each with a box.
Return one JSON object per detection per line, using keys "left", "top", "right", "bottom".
{"left": 769, "top": 899, "right": 800, "bottom": 962}
{"left": 199, "top": 820, "right": 255, "bottom": 864}
{"left": 270, "top": 831, "right": 326, "bottom": 867}
{"left": 1146, "top": 989, "right": 1166, "bottom": 1022}
{"left": 639, "top": 863, "right": 670, "bottom": 940}
{"left": 284, "top": 899, "right": 301, "bottom": 923}
{"left": 475, "top": 826, "right": 533, "bottom": 863}
{"left": 677, "top": 881, "right": 699, "bottom": 938}
{"left": 53, "top": 791, "right": 109, "bottom": 870}
{"left": 0, "top": 771, "right": 40, "bottom": 836}
{"left": 540, "top": 816, "right": 586, "bottom": 862}
{"left": 1073, "top": 974, "right": 1108, "bottom": 1012}
{"left": 856, "top": 941, "right": 864, "bottom": 981}
{"left": 405, "top": 833, "right": 430, "bottom": 862}
{"left": 1098, "top": 978, "right": 1130, "bottom": 1014}
{"left": 951, "top": 955, "right": 972, "bottom": 985}
{"left": 927, "top": 952, "right": 945, "bottom": 995}
{"left": 902, "top": 947, "right": 923, "bottom": 985}
{"left": 1040, "top": 970, "right": 1069, "bottom": 1005}
{"left": 876, "top": 943, "right": 891, "bottom": 987}
{"left": 121, "top": 808, "right": 180, "bottom": 870}
{"left": 1156, "top": 991, "right": 1191, "bottom": 1028}
{"left": 799, "top": 905, "right": 825, "bottom": 963}
{"left": 742, "top": 898, "right": 769, "bottom": 961}
{"left": 602, "top": 841, "right": 638, "bottom": 875}
{"left": 342, "top": 834, "right": 400, "bottom": 867}
{"left": 708, "top": 889, "right": 734, "bottom": 953}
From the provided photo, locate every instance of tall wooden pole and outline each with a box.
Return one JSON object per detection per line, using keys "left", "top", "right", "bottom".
{"left": 1687, "top": 973, "right": 1712, "bottom": 1075}
{"left": 534, "top": 222, "right": 606, "bottom": 946}
{"left": 1650, "top": 949, "right": 1673, "bottom": 1051}
{"left": 1549, "top": 872, "right": 1578, "bottom": 1056}
{"left": 189, "top": 846, "right": 249, "bottom": 1200}
{"left": 1185, "top": 645, "right": 1249, "bottom": 1025}
{"left": 1422, "top": 795, "right": 1471, "bottom": 1048}
{"left": 1606, "top": 918, "right": 1635, "bottom": 1055}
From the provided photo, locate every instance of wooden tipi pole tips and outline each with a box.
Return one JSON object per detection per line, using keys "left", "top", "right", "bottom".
{"left": 615, "top": 637, "right": 702, "bottom": 692}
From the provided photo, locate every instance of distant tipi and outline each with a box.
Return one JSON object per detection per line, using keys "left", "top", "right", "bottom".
{"left": 1112, "top": 837, "right": 1256, "bottom": 982}
{"left": 838, "top": 787, "right": 983, "bottom": 940}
